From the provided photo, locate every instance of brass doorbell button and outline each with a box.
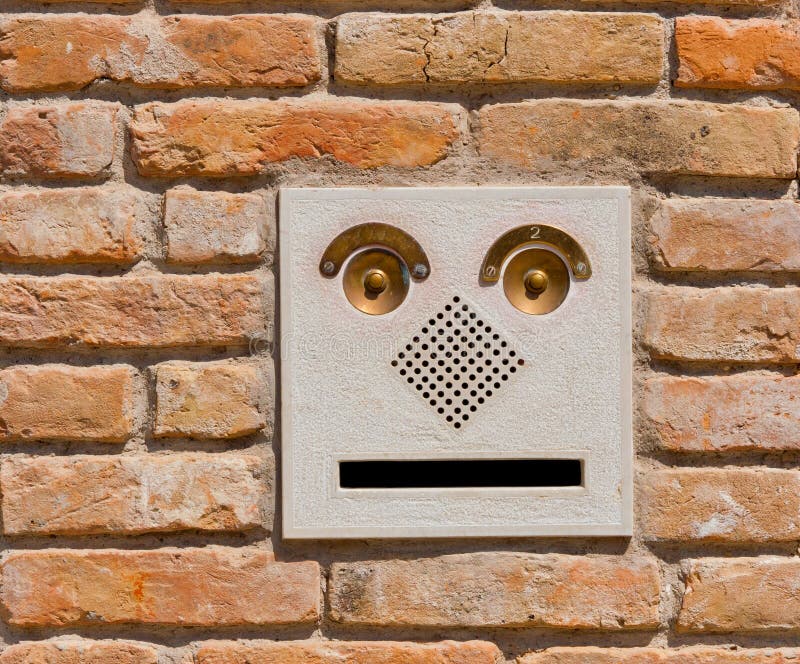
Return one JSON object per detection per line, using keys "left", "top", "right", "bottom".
{"left": 481, "top": 224, "right": 591, "bottom": 315}
{"left": 364, "top": 268, "right": 388, "bottom": 294}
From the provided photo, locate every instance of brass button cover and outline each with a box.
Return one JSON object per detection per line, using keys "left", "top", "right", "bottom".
{"left": 343, "top": 249, "right": 409, "bottom": 315}
{"left": 504, "top": 248, "right": 570, "bottom": 315}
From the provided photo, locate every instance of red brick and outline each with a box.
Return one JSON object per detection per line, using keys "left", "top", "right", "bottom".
{"left": 0, "top": 640, "right": 157, "bottom": 664}
{"left": 0, "top": 364, "right": 141, "bottom": 443}
{"left": 1, "top": 547, "right": 320, "bottom": 627}
{"left": 645, "top": 287, "right": 800, "bottom": 363}
{"left": 640, "top": 468, "right": 800, "bottom": 543}
{"left": 196, "top": 641, "right": 503, "bottom": 664}
{"left": 0, "top": 187, "right": 144, "bottom": 265}
{"left": 521, "top": 647, "right": 800, "bottom": 663}
{"left": 0, "top": 102, "right": 117, "bottom": 179}
{"left": 335, "top": 11, "right": 663, "bottom": 86}
{"left": 329, "top": 553, "right": 660, "bottom": 629}
{"left": 154, "top": 361, "right": 270, "bottom": 439}
{"left": 644, "top": 374, "right": 800, "bottom": 452}
{"left": 0, "top": 14, "right": 321, "bottom": 93}
{"left": 477, "top": 100, "right": 799, "bottom": 178}
{"left": 678, "top": 557, "right": 800, "bottom": 633}
{"left": 0, "top": 453, "right": 268, "bottom": 535}
{"left": 0, "top": 274, "right": 270, "bottom": 348}
{"left": 130, "top": 99, "right": 462, "bottom": 177}
{"left": 164, "top": 188, "right": 268, "bottom": 264}
{"left": 677, "top": 18, "right": 800, "bottom": 91}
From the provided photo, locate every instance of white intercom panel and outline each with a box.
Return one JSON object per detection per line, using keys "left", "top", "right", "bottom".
{"left": 280, "top": 187, "right": 631, "bottom": 539}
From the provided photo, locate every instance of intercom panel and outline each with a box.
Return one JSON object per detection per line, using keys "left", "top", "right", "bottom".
{"left": 280, "top": 187, "right": 631, "bottom": 539}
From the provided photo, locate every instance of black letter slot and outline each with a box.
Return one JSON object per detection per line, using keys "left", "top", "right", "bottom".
{"left": 339, "top": 459, "right": 582, "bottom": 489}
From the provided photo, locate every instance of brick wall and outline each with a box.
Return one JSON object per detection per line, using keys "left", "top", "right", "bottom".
{"left": 0, "top": 0, "right": 798, "bottom": 661}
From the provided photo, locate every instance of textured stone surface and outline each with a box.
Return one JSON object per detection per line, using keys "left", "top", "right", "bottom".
{"left": 196, "top": 641, "right": 503, "bottom": 664}
{"left": 651, "top": 198, "right": 800, "bottom": 271}
{"left": 0, "top": 641, "right": 158, "bottom": 664}
{"left": 164, "top": 188, "right": 268, "bottom": 264}
{"left": 1, "top": 547, "right": 320, "bottom": 627}
{"left": 645, "top": 287, "right": 800, "bottom": 363}
{"left": 0, "top": 187, "right": 144, "bottom": 264}
{"left": 154, "top": 361, "right": 270, "bottom": 439}
{"left": 329, "top": 554, "right": 660, "bottom": 629}
{"left": 0, "top": 453, "right": 267, "bottom": 535}
{"left": 0, "top": 15, "right": 321, "bottom": 92}
{"left": 336, "top": 11, "right": 663, "bottom": 86}
{"left": 478, "top": 100, "right": 800, "bottom": 178}
{"left": 644, "top": 374, "right": 800, "bottom": 452}
{"left": 677, "top": 18, "right": 800, "bottom": 91}
{"left": 0, "top": 102, "right": 118, "bottom": 179}
{"left": 130, "top": 99, "right": 462, "bottom": 176}
{"left": 0, "top": 274, "right": 270, "bottom": 348}
{"left": 520, "top": 647, "right": 800, "bottom": 663}
{"left": 0, "top": 364, "right": 141, "bottom": 443}
{"left": 678, "top": 557, "right": 800, "bottom": 633}
{"left": 640, "top": 468, "right": 800, "bottom": 542}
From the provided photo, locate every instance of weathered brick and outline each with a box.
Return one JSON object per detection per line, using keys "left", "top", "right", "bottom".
{"left": 477, "top": 100, "right": 799, "bottom": 178}
{"left": 520, "top": 647, "right": 800, "bottom": 663}
{"left": 651, "top": 199, "right": 800, "bottom": 272}
{"left": 0, "top": 187, "right": 144, "bottom": 265}
{"left": 164, "top": 188, "right": 268, "bottom": 264}
{"left": 0, "top": 102, "right": 117, "bottom": 179}
{"left": 0, "top": 274, "right": 269, "bottom": 348}
{"left": 640, "top": 468, "right": 800, "bottom": 543}
{"left": 0, "top": 15, "right": 321, "bottom": 93}
{"left": 645, "top": 287, "right": 800, "bottom": 363}
{"left": 677, "top": 18, "right": 800, "bottom": 92}
{"left": 644, "top": 374, "right": 800, "bottom": 452}
{"left": 329, "top": 554, "right": 660, "bottom": 629}
{"left": 130, "top": 99, "right": 461, "bottom": 177}
{"left": 678, "top": 557, "right": 800, "bottom": 633}
{"left": 336, "top": 12, "right": 663, "bottom": 86}
{"left": 1, "top": 547, "right": 320, "bottom": 627}
{"left": 196, "top": 641, "right": 503, "bottom": 664}
{"left": 0, "top": 640, "right": 158, "bottom": 664}
{"left": 1, "top": 453, "right": 267, "bottom": 535}
{"left": 0, "top": 364, "right": 141, "bottom": 443}
{"left": 154, "top": 361, "right": 270, "bottom": 439}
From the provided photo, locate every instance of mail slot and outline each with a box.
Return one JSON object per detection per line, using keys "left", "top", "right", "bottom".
{"left": 280, "top": 187, "right": 632, "bottom": 539}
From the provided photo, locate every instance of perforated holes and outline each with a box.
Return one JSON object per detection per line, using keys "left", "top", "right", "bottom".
{"left": 392, "top": 295, "right": 523, "bottom": 429}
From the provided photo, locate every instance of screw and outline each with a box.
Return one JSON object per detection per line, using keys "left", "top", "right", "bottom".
{"left": 321, "top": 260, "right": 336, "bottom": 275}
{"left": 576, "top": 262, "right": 587, "bottom": 276}
{"left": 484, "top": 265, "right": 497, "bottom": 278}
{"left": 412, "top": 263, "right": 429, "bottom": 279}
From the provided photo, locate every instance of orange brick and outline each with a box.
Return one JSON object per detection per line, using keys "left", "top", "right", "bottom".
{"left": 477, "top": 100, "right": 799, "bottom": 178}
{"left": 130, "top": 99, "right": 462, "bottom": 177}
{"left": 677, "top": 18, "right": 800, "bottom": 91}
{"left": 521, "top": 647, "right": 800, "bottom": 663}
{"left": 329, "top": 554, "right": 660, "bottom": 629}
{"left": 679, "top": 557, "right": 800, "bottom": 633}
{"left": 0, "top": 640, "right": 157, "bottom": 664}
{"left": 651, "top": 198, "right": 800, "bottom": 272}
{"left": 0, "top": 364, "right": 141, "bottom": 443}
{"left": 164, "top": 188, "right": 268, "bottom": 264}
{"left": 640, "top": 468, "right": 800, "bottom": 543}
{"left": 196, "top": 641, "right": 503, "bottom": 664}
{"left": 643, "top": 374, "right": 800, "bottom": 452}
{"left": 1, "top": 453, "right": 268, "bottom": 535}
{"left": 154, "top": 361, "right": 270, "bottom": 439}
{"left": 645, "top": 287, "right": 800, "bottom": 363}
{"left": 1, "top": 547, "right": 320, "bottom": 627}
{"left": 0, "top": 15, "right": 321, "bottom": 93}
{"left": 0, "top": 187, "right": 144, "bottom": 265}
{"left": 0, "top": 102, "right": 118, "bottom": 179}
{"left": 0, "top": 274, "right": 270, "bottom": 349}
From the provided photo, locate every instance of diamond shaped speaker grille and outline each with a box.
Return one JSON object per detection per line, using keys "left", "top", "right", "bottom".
{"left": 392, "top": 295, "right": 524, "bottom": 429}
